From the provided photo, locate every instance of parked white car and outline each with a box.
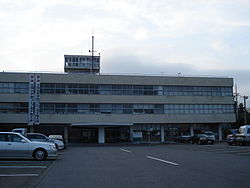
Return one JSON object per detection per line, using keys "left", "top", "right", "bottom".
{"left": 0, "top": 132, "right": 58, "bottom": 160}
{"left": 27, "top": 133, "right": 64, "bottom": 150}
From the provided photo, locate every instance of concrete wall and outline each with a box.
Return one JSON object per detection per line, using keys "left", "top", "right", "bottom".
{"left": 0, "top": 72, "right": 233, "bottom": 86}
{"left": 0, "top": 113, "right": 236, "bottom": 124}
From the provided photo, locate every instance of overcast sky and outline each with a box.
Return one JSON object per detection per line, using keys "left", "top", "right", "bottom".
{"left": 0, "top": 0, "right": 250, "bottom": 105}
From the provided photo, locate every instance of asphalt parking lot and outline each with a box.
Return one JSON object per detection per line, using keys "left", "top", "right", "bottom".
{"left": 1, "top": 143, "right": 250, "bottom": 188}
{"left": 0, "top": 155, "right": 60, "bottom": 188}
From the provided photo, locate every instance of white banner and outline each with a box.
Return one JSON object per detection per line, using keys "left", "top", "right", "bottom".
{"left": 34, "top": 74, "right": 40, "bottom": 125}
{"left": 28, "top": 74, "right": 40, "bottom": 126}
{"left": 28, "top": 74, "right": 35, "bottom": 125}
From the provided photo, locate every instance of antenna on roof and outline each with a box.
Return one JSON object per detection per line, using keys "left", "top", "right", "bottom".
{"left": 89, "top": 29, "right": 97, "bottom": 75}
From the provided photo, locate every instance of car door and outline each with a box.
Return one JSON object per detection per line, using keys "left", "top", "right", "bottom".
{"left": 5, "top": 134, "right": 29, "bottom": 157}
{"left": 0, "top": 133, "right": 8, "bottom": 157}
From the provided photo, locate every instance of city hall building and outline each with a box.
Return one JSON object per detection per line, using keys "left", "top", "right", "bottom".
{"left": 0, "top": 54, "right": 236, "bottom": 144}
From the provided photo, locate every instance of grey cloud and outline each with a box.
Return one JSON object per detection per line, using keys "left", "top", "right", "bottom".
{"left": 101, "top": 53, "right": 250, "bottom": 101}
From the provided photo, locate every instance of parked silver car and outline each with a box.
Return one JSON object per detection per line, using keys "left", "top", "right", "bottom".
{"left": 27, "top": 133, "right": 64, "bottom": 150}
{"left": 0, "top": 132, "right": 58, "bottom": 160}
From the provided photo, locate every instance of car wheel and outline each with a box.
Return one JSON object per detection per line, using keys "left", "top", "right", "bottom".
{"left": 228, "top": 142, "right": 233, "bottom": 145}
{"left": 198, "top": 140, "right": 202, "bottom": 145}
{"left": 34, "top": 149, "right": 47, "bottom": 160}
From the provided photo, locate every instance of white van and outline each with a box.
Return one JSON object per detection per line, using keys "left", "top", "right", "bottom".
{"left": 12, "top": 128, "right": 27, "bottom": 137}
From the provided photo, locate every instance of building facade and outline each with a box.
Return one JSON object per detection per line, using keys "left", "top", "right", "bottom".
{"left": 0, "top": 72, "right": 235, "bottom": 143}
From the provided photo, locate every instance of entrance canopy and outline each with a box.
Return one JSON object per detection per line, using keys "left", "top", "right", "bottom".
{"left": 70, "top": 122, "right": 133, "bottom": 128}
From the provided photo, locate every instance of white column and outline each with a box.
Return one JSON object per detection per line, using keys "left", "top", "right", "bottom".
{"left": 218, "top": 124, "right": 222, "bottom": 141}
{"left": 98, "top": 127, "right": 105, "bottom": 144}
{"left": 160, "top": 125, "right": 165, "bottom": 143}
{"left": 190, "top": 125, "right": 194, "bottom": 136}
{"left": 130, "top": 126, "right": 133, "bottom": 142}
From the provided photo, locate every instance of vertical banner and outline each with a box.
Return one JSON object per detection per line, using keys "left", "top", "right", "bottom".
{"left": 34, "top": 74, "right": 40, "bottom": 125}
{"left": 28, "top": 74, "right": 35, "bottom": 125}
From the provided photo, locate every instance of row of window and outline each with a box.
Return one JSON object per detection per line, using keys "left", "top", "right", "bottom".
{"left": 0, "top": 82, "right": 233, "bottom": 96}
{"left": 65, "top": 57, "right": 100, "bottom": 63}
{"left": 65, "top": 62, "right": 100, "bottom": 69}
{"left": 0, "top": 103, "right": 235, "bottom": 115}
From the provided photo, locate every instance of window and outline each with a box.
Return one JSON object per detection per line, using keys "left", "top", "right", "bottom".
{"left": 123, "top": 104, "right": 132, "bottom": 114}
{"left": 100, "top": 104, "right": 112, "bottom": 114}
{"left": 112, "top": 104, "right": 123, "bottom": 114}
{"left": 100, "top": 85, "right": 112, "bottom": 95}
{"left": 8, "top": 134, "right": 23, "bottom": 142}
{"left": 144, "top": 85, "right": 153, "bottom": 95}
{"left": 67, "top": 104, "right": 78, "bottom": 113}
{"left": 112, "top": 85, "right": 123, "bottom": 95}
{"left": 14, "top": 83, "right": 28, "bottom": 93}
{"left": 133, "top": 86, "right": 144, "bottom": 95}
{"left": 55, "top": 104, "right": 66, "bottom": 114}
{"left": 0, "top": 134, "right": 7, "bottom": 142}
{"left": 55, "top": 84, "right": 66, "bottom": 94}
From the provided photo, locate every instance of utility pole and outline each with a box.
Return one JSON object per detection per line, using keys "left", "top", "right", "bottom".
{"left": 234, "top": 84, "right": 239, "bottom": 126}
{"left": 243, "top": 95, "right": 248, "bottom": 124}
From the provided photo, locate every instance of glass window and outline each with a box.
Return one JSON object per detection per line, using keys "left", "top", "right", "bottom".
{"left": 55, "top": 84, "right": 66, "bottom": 94}
{"left": 68, "top": 84, "right": 78, "bottom": 94}
{"left": 112, "top": 104, "right": 123, "bottom": 114}
{"left": 41, "top": 103, "right": 55, "bottom": 113}
{"left": 123, "top": 104, "right": 132, "bottom": 114}
{"left": 9, "top": 134, "right": 23, "bottom": 142}
{"left": 100, "top": 104, "right": 112, "bottom": 114}
{"left": 133, "top": 85, "right": 144, "bottom": 95}
{"left": 155, "top": 104, "right": 164, "bottom": 114}
{"left": 0, "top": 134, "right": 7, "bottom": 142}
{"left": 78, "top": 104, "right": 90, "bottom": 113}
{"left": 144, "top": 85, "right": 153, "bottom": 95}
{"left": 14, "top": 83, "right": 28, "bottom": 93}
{"left": 55, "top": 104, "right": 66, "bottom": 114}
{"left": 112, "top": 85, "right": 123, "bottom": 95}
{"left": 41, "top": 83, "right": 55, "bottom": 94}
{"left": 123, "top": 85, "right": 133, "bottom": 95}
{"left": 153, "top": 86, "right": 163, "bottom": 95}
{"left": 67, "top": 104, "right": 78, "bottom": 113}
{"left": 100, "top": 85, "right": 112, "bottom": 95}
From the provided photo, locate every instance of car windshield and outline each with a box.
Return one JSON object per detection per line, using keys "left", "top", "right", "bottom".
{"left": 198, "top": 134, "right": 207, "bottom": 137}
{"left": 21, "top": 135, "right": 31, "bottom": 141}
{"left": 205, "top": 133, "right": 213, "bottom": 136}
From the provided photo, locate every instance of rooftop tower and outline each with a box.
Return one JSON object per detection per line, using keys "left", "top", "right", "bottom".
{"left": 64, "top": 35, "right": 100, "bottom": 74}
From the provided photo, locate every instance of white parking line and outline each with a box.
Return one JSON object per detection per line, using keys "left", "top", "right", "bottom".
{"left": 146, "top": 156, "right": 179, "bottom": 166}
{"left": 0, "top": 174, "right": 39, "bottom": 177}
{"left": 120, "top": 149, "right": 132, "bottom": 153}
{"left": 0, "top": 166, "right": 47, "bottom": 169}
{"left": 0, "top": 161, "right": 48, "bottom": 163}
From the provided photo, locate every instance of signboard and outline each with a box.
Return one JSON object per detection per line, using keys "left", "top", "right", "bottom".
{"left": 132, "top": 132, "right": 143, "bottom": 138}
{"left": 34, "top": 74, "right": 40, "bottom": 125}
{"left": 28, "top": 74, "right": 35, "bottom": 125}
{"left": 132, "top": 132, "right": 142, "bottom": 142}
{"left": 28, "top": 74, "right": 40, "bottom": 126}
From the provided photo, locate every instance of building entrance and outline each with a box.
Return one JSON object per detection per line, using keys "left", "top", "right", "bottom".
{"left": 69, "top": 127, "right": 98, "bottom": 143}
{"left": 105, "top": 127, "right": 130, "bottom": 143}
